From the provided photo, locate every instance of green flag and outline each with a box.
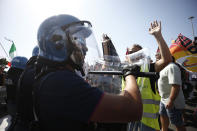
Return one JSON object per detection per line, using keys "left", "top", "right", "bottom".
{"left": 9, "top": 43, "right": 16, "bottom": 59}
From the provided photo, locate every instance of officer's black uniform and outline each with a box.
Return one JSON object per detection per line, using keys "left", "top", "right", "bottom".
{"left": 6, "top": 67, "right": 24, "bottom": 116}
{"left": 13, "top": 56, "right": 37, "bottom": 131}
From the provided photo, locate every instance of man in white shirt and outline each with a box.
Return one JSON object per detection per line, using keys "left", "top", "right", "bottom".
{"left": 157, "top": 54, "right": 186, "bottom": 131}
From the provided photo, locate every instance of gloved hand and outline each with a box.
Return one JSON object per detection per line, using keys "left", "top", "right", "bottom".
{"left": 122, "top": 64, "right": 140, "bottom": 79}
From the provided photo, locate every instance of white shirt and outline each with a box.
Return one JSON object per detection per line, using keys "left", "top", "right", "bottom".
{"left": 158, "top": 63, "right": 185, "bottom": 109}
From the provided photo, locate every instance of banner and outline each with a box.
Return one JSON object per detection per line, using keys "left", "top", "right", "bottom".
{"left": 170, "top": 34, "right": 197, "bottom": 72}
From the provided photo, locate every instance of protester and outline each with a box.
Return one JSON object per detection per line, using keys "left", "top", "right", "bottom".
{"left": 125, "top": 20, "right": 172, "bottom": 131}
{"left": 125, "top": 44, "right": 142, "bottom": 131}
{"left": 157, "top": 56, "right": 186, "bottom": 131}
{"left": 127, "top": 44, "right": 142, "bottom": 55}
{"left": 33, "top": 14, "right": 142, "bottom": 131}
{"left": 125, "top": 44, "right": 142, "bottom": 64}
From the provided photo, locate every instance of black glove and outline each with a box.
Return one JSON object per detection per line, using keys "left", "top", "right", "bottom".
{"left": 122, "top": 64, "right": 140, "bottom": 79}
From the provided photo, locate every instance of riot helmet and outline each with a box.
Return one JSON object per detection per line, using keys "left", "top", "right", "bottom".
{"left": 25, "top": 46, "right": 40, "bottom": 67}
{"left": 32, "top": 46, "right": 39, "bottom": 57}
{"left": 37, "top": 14, "right": 101, "bottom": 74}
{"left": 11, "top": 56, "right": 28, "bottom": 70}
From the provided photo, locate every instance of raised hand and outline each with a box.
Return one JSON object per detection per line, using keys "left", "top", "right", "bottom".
{"left": 149, "top": 21, "right": 161, "bottom": 36}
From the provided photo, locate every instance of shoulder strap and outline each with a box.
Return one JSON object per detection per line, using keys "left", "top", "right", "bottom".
{"left": 32, "top": 71, "right": 56, "bottom": 121}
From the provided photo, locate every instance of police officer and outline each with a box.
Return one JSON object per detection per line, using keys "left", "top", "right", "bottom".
{"left": 12, "top": 46, "right": 39, "bottom": 131}
{"left": 34, "top": 14, "right": 142, "bottom": 131}
{"left": 5, "top": 56, "right": 28, "bottom": 115}
{"left": 5, "top": 56, "right": 27, "bottom": 131}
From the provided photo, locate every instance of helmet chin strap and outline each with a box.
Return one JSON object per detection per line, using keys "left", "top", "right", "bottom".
{"left": 67, "top": 55, "right": 85, "bottom": 76}
{"left": 66, "top": 31, "right": 85, "bottom": 76}
{"left": 78, "top": 66, "right": 85, "bottom": 76}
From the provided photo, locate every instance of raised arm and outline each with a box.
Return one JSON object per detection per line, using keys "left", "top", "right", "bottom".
{"left": 149, "top": 21, "right": 172, "bottom": 72}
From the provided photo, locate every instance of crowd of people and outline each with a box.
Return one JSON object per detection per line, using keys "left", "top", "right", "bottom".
{"left": 0, "top": 14, "right": 196, "bottom": 131}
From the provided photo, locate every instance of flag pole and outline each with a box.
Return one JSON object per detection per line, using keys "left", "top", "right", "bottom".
{"left": 188, "top": 16, "right": 195, "bottom": 38}
{"left": 0, "top": 42, "right": 9, "bottom": 58}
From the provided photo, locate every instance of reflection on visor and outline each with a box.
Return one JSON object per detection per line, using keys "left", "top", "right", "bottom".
{"left": 72, "top": 26, "right": 92, "bottom": 38}
{"left": 63, "top": 21, "right": 92, "bottom": 38}
{"left": 62, "top": 21, "right": 92, "bottom": 31}
{"left": 69, "top": 24, "right": 92, "bottom": 56}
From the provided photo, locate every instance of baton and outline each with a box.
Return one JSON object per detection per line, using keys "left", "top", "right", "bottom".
{"left": 88, "top": 71, "right": 159, "bottom": 78}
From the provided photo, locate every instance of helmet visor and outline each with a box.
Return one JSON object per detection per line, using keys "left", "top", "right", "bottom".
{"left": 66, "top": 21, "right": 102, "bottom": 71}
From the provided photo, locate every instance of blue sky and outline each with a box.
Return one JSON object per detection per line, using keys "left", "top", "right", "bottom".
{"left": 0, "top": 0, "right": 197, "bottom": 61}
